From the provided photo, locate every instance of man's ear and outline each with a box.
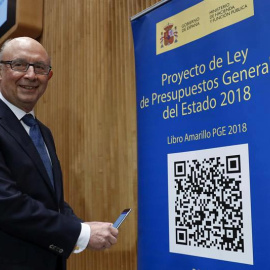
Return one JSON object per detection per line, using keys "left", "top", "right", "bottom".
{"left": 48, "top": 70, "right": 53, "bottom": 80}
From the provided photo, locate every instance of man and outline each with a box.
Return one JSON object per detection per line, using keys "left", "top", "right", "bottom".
{"left": 0, "top": 37, "right": 118, "bottom": 270}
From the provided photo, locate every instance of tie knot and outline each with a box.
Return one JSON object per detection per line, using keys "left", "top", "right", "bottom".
{"left": 22, "top": 114, "right": 37, "bottom": 127}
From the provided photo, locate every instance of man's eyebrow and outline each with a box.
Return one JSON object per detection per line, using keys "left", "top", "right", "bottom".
{"left": 13, "top": 58, "right": 48, "bottom": 65}
{"left": 34, "top": 61, "right": 49, "bottom": 65}
{"left": 12, "top": 58, "right": 26, "bottom": 61}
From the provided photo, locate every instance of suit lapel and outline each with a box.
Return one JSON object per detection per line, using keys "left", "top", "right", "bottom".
{"left": 0, "top": 100, "right": 56, "bottom": 198}
{"left": 38, "top": 121, "right": 62, "bottom": 203}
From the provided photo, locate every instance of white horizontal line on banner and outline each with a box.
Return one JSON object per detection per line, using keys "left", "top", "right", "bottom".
{"left": 130, "top": 0, "right": 171, "bottom": 21}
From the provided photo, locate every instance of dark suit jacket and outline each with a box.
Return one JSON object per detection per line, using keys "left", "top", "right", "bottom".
{"left": 0, "top": 100, "right": 82, "bottom": 270}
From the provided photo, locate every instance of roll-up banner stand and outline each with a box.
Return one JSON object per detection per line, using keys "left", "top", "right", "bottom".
{"left": 131, "top": 0, "right": 270, "bottom": 269}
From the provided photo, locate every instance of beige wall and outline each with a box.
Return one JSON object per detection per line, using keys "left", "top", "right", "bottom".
{"left": 37, "top": 0, "right": 159, "bottom": 269}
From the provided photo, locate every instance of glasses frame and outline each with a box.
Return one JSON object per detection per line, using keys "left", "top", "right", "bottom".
{"left": 0, "top": 60, "right": 52, "bottom": 75}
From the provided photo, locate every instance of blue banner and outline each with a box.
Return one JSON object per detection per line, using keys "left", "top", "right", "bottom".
{"left": 131, "top": 0, "right": 270, "bottom": 269}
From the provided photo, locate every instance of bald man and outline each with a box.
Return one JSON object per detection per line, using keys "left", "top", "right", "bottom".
{"left": 0, "top": 37, "right": 118, "bottom": 270}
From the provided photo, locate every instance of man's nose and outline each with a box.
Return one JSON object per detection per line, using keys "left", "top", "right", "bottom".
{"left": 24, "top": 65, "right": 37, "bottom": 79}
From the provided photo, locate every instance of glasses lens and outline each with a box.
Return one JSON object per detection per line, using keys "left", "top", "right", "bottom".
{"left": 11, "top": 60, "right": 28, "bottom": 71}
{"left": 34, "top": 63, "right": 50, "bottom": 75}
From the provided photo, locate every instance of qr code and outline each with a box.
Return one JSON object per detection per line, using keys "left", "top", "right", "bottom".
{"left": 168, "top": 144, "right": 253, "bottom": 265}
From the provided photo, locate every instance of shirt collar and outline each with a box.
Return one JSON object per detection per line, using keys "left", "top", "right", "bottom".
{"left": 0, "top": 92, "right": 35, "bottom": 120}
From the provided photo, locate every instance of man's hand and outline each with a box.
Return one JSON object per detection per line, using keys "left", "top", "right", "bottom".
{"left": 84, "top": 222, "right": 118, "bottom": 250}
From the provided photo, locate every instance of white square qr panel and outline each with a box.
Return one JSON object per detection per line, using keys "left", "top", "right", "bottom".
{"left": 168, "top": 144, "right": 253, "bottom": 265}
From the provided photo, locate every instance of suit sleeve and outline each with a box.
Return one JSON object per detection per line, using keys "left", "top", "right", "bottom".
{"left": 0, "top": 149, "right": 81, "bottom": 258}
{"left": 63, "top": 201, "right": 84, "bottom": 222}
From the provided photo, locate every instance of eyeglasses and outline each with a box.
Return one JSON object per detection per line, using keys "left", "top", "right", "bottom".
{"left": 0, "top": 59, "right": 52, "bottom": 75}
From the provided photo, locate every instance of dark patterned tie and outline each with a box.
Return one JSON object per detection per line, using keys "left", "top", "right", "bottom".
{"left": 22, "top": 114, "right": 54, "bottom": 189}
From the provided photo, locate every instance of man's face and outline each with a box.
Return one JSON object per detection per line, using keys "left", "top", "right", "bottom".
{"left": 0, "top": 38, "right": 53, "bottom": 112}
